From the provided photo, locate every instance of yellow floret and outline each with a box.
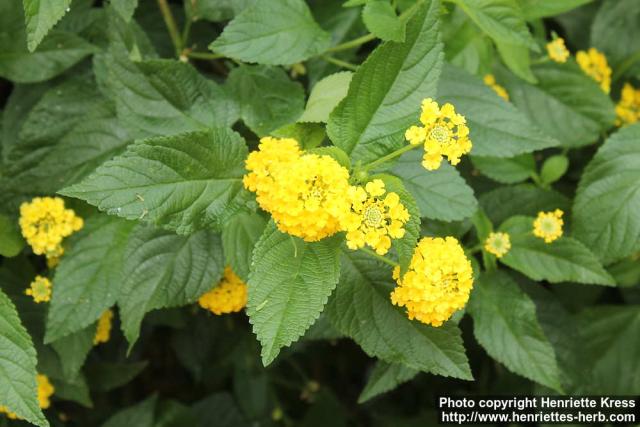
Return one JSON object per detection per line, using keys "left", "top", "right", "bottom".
{"left": 0, "top": 406, "right": 19, "bottom": 419}
{"left": 37, "top": 374, "right": 54, "bottom": 409}
{"left": 244, "top": 137, "right": 351, "bottom": 241}
{"left": 546, "top": 38, "right": 570, "bottom": 63}
{"left": 615, "top": 83, "right": 640, "bottom": 126}
{"left": 19, "top": 197, "right": 83, "bottom": 262}
{"left": 533, "top": 209, "right": 564, "bottom": 243}
{"left": 576, "top": 48, "right": 611, "bottom": 93}
{"left": 390, "top": 237, "right": 474, "bottom": 327}
{"left": 483, "top": 74, "right": 509, "bottom": 101}
{"left": 404, "top": 98, "right": 472, "bottom": 171}
{"left": 93, "top": 309, "right": 114, "bottom": 345}
{"left": 25, "top": 275, "right": 52, "bottom": 303}
{"left": 484, "top": 232, "right": 511, "bottom": 258}
{"left": 198, "top": 267, "right": 248, "bottom": 315}
{"left": 341, "top": 179, "right": 410, "bottom": 255}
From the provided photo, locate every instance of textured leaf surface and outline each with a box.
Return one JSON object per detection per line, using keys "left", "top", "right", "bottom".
{"left": 499, "top": 216, "right": 615, "bottom": 285}
{"left": 45, "top": 215, "right": 135, "bottom": 343}
{"left": 60, "top": 129, "right": 249, "bottom": 234}
{"left": 520, "top": 0, "right": 592, "bottom": 19}
{"left": 591, "top": 0, "right": 640, "bottom": 70}
{"left": 23, "top": 0, "right": 72, "bottom": 51}
{"left": 362, "top": 0, "right": 406, "bottom": 42}
{"left": 51, "top": 324, "right": 96, "bottom": 381}
{"left": 437, "top": 64, "right": 558, "bottom": 157}
{"left": 576, "top": 306, "right": 640, "bottom": 394}
{"left": 0, "top": 213, "right": 25, "bottom": 257}
{"left": 392, "top": 150, "right": 477, "bottom": 221}
{"left": 103, "top": 56, "right": 238, "bottom": 138}
{"left": 221, "top": 212, "right": 267, "bottom": 282}
{"left": 573, "top": 124, "right": 640, "bottom": 264}
{"left": 247, "top": 223, "right": 342, "bottom": 365}
{"left": 327, "top": 0, "right": 443, "bottom": 164}
{"left": 227, "top": 65, "right": 305, "bottom": 136}
{"left": 111, "top": 0, "right": 138, "bottom": 22}
{"left": 358, "top": 361, "right": 418, "bottom": 403}
{"left": 326, "top": 251, "right": 472, "bottom": 379}
{"left": 499, "top": 62, "right": 615, "bottom": 147}
{"left": 471, "top": 153, "right": 535, "bottom": 184}
{"left": 118, "top": 226, "right": 224, "bottom": 348}
{"left": 299, "top": 72, "right": 352, "bottom": 123}
{"left": 468, "top": 271, "right": 563, "bottom": 391}
{"left": 452, "top": 0, "right": 534, "bottom": 47}
{"left": 209, "top": 0, "right": 331, "bottom": 65}
{"left": 0, "top": 288, "right": 48, "bottom": 427}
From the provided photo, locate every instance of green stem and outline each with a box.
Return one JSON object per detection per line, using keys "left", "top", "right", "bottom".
{"left": 322, "top": 55, "right": 358, "bottom": 71}
{"left": 467, "top": 244, "right": 482, "bottom": 254}
{"left": 157, "top": 0, "right": 183, "bottom": 57}
{"left": 612, "top": 50, "right": 640, "bottom": 82}
{"left": 181, "top": 18, "right": 193, "bottom": 48}
{"left": 361, "top": 144, "right": 417, "bottom": 172}
{"left": 359, "top": 247, "right": 399, "bottom": 267}
{"left": 325, "top": 33, "right": 376, "bottom": 54}
{"left": 187, "top": 51, "right": 225, "bottom": 60}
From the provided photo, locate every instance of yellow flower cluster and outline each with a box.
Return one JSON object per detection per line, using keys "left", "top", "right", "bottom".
{"left": 25, "top": 275, "right": 52, "bottom": 303}
{"left": 576, "top": 48, "right": 611, "bottom": 93}
{"left": 19, "top": 197, "right": 83, "bottom": 262}
{"left": 94, "top": 309, "right": 114, "bottom": 345}
{"left": 390, "top": 237, "right": 474, "bottom": 327}
{"left": 546, "top": 38, "right": 570, "bottom": 63}
{"left": 533, "top": 210, "right": 564, "bottom": 243}
{"left": 342, "top": 179, "right": 409, "bottom": 255}
{"left": 198, "top": 267, "right": 248, "bottom": 315}
{"left": 484, "top": 232, "right": 511, "bottom": 258}
{"left": 615, "top": 83, "right": 640, "bottom": 126}
{"left": 405, "top": 98, "right": 472, "bottom": 171}
{"left": 37, "top": 374, "right": 54, "bottom": 409}
{"left": 244, "top": 137, "right": 351, "bottom": 241}
{"left": 0, "top": 375, "right": 54, "bottom": 419}
{"left": 483, "top": 74, "right": 509, "bottom": 101}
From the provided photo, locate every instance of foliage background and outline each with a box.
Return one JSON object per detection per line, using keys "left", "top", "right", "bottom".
{"left": 0, "top": 0, "right": 639, "bottom": 426}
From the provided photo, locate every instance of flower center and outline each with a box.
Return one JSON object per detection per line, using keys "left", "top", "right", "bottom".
{"left": 541, "top": 218, "right": 559, "bottom": 234}
{"left": 33, "top": 281, "right": 49, "bottom": 298}
{"left": 363, "top": 206, "right": 383, "bottom": 227}
{"left": 429, "top": 125, "right": 450, "bottom": 144}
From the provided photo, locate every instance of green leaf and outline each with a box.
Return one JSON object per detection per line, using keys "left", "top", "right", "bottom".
{"left": 0, "top": 30, "right": 97, "bottom": 84}
{"left": 221, "top": 212, "right": 267, "bottom": 283}
{"left": 376, "top": 174, "right": 420, "bottom": 274}
{"left": 362, "top": 0, "right": 406, "bottom": 42}
{"left": 45, "top": 215, "right": 135, "bottom": 343}
{"left": 23, "top": 0, "right": 72, "bottom": 51}
{"left": 471, "top": 153, "right": 535, "bottom": 184}
{"left": 37, "top": 346, "right": 93, "bottom": 407}
{"left": 60, "top": 129, "right": 250, "bottom": 234}
{"left": 392, "top": 150, "right": 477, "bottom": 221}
{"left": 0, "top": 214, "right": 25, "bottom": 257}
{"left": 272, "top": 122, "right": 326, "bottom": 149}
{"left": 51, "top": 324, "right": 96, "bottom": 381}
{"left": 591, "top": 0, "right": 640, "bottom": 70}
{"left": 499, "top": 216, "right": 615, "bottom": 285}
{"left": 227, "top": 65, "right": 305, "bottom": 136}
{"left": 358, "top": 361, "right": 418, "bottom": 403}
{"left": 209, "top": 0, "right": 331, "bottom": 65}
{"left": 299, "top": 72, "right": 352, "bottom": 123}
{"left": 103, "top": 56, "right": 238, "bottom": 138}
{"left": 519, "top": 0, "right": 593, "bottom": 20}
{"left": 118, "top": 225, "right": 225, "bottom": 349}
{"left": 102, "top": 396, "right": 157, "bottom": 427}
{"left": 185, "top": 0, "right": 252, "bottom": 22}
{"left": 247, "top": 223, "right": 342, "bottom": 365}
{"left": 326, "top": 251, "right": 472, "bottom": 379}
{"left": 540, "top": 154, "right": 568, "bottom": 185}
{"left": 467, "top": 271, "right": 563, "bottom": 392}
{"left": 498, "top": 61, "right": 616, "bottom": 147}
{"left": 0, "top": 288, "right": 48, "bottom": 427}
{"left": 327, "top": 0, "right": 443, "bottom": 164}
{"left": 495, "top": 40, "right": 536, "bottom": 83}
{"left": 110, "top": 0, "right": 138, "bottom": 22}
{"left": 437, "top": 64, "right": 558, "bottom": 157}
{"left": 86, "top": 361, "right": 148, "bottom": 392}
{"left": 452, "top": 0, "right": 534, "bottom": 47}
{"left": 479, "top": 183, "right": 570, "bottom": 225}
{"left": 576, "top": 306, "right": 640, "bottom": 394}
{"left": 573, "top": 124, "right": 640, "bottom": 264}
